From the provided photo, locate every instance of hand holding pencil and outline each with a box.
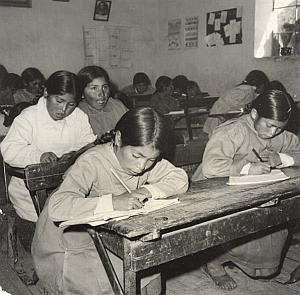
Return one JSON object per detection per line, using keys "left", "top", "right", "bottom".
{"left": 110, "top": 168, "right": 149, "bottom": 210}
{"left": 249, "top": 148, "right": 271, "bottom": 174}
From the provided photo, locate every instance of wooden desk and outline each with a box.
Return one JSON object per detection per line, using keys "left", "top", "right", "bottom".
{"left": 95, "top": 169, "right": 300, "bottom": 294}
{"left": 166, "top": 108, "right": 210, "bottom": 141}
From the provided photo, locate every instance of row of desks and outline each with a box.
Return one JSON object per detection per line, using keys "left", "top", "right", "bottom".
{"left": 96, "top": 167, "right": 300, "bottom": 294}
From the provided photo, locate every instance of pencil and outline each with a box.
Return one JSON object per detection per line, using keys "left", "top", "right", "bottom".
{"left": 110, "top": 168, "right": 132, "bottom": 193}
{"left": 252, "top": 148, "right": 264, "bottom": 163}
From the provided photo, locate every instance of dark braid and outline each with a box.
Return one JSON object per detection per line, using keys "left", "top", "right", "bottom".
{"left": 95, "top": 130, "right": 117, "bottom": 145}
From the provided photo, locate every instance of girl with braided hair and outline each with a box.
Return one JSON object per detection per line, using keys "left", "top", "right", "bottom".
{"left": 32, "top": 107, "right": 188, "bottom": 295}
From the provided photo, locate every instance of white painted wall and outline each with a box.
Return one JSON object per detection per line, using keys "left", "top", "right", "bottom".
{"left": 0, "top": 0, "right": 159, "bottom": 89}
{"left": 157, "top": 0, "right": 300, "bottom": 100}
{"left": 0, "top": 0, "right": 299, "bottom": 99}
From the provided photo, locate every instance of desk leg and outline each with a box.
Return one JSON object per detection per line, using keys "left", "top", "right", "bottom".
{"left": 87, "top": 228, "right": 124, "bottom": 295}
{"left": 123, "top": 239, "right": 138, "bottom": 295}
{"left": 124, "top": 269, "right": 137, "bottom": 295}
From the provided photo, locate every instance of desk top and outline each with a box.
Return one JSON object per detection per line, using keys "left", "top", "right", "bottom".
{"left": 101, "top": 168, "right": 300, "bottom": 239}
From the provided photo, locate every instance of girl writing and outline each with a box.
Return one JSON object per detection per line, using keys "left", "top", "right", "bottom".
{"left": 32, "top": 107, "right": 188, "bottom": 295}
{"left": 192, "top": 90, "right": 300, "bottom": 290}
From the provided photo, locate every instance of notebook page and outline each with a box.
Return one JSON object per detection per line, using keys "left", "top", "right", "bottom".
{"left": 60, "top": 198, "right": 179, "bottom": 227}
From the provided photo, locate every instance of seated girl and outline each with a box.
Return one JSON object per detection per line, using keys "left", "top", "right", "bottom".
{"left": 121, "top": 72, "right": 155, "bottom": 97}
{"left": 186, "top": 80, "right": 204, "bottom": 99}
{"left": 192, "top": 90, "right": 300, "bottom": 290}
{"left": 150, "top": 75, "right": 179, "bottom": 114}
{"left": 31, "top": 107, "right": 189, "bottom": 295}
{"left": 1, "top": 70, "right": 96, "bottom": 251}
{"left": 203, "top": 70, "right": 269, "bottom": 138}
{"left": 14, "top": 67, "right": 45, "bottom": 104}
{"left": 77, "top": 65, "right": 128, "bottom": 137}
{"left": 0, "top": 64, "right": 14, "bottom": 105}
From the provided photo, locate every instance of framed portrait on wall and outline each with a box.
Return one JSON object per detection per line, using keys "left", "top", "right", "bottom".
{"left": 93, "top": 0, "right": 112, "bottom": 22}
{"left": 0, "top": 0, "right": 31, "bottom": 7}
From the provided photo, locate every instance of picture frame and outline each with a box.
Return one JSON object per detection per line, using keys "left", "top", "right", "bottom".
{"left": 93, "top": 0, "right": 111, "bottom": 22}
{"left": 0, "top": 0, "right": 31, "bottom": 7}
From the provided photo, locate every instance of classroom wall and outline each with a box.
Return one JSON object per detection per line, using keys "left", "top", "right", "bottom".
{"left": 1, "top": 0, "right": 299, "bottom": 97}
{"left": 0, "top": 0, "right": 159, "bottom": 88}
{"left": 157, "top": 0, "right": 300, "bottom": 100}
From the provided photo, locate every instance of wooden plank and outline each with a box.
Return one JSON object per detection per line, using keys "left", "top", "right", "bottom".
{"left": 102, "top": 176, "right": 300, "bottom": 239}
{"left": 25, "top": 160, "right": 70, "bottom": 191}
{"left": 108, "top": 196, "right": 300, "bottom": 272}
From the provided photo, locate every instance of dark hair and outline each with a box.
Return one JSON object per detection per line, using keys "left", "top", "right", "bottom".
{"left": 187, "top": 80, "right": 200, "bottom": 90}
{"left": 242, "top": 70, "right": 269, "bottom": 88}
{"left": 173, "top": 75, "right": 188, "bottom": 94}
{"left": 268, "top": 80, "right": 287, "bottom": 93}
{"left": 4, "top": 102, "right": 32, "bottom": 127}
{"left": 77, "top": 65, "right": 110, "bottom": 97}
{"left": 99, "top": 107, "right": 171, "bottom": 154}
{"left": 21, "top": 67, "right": 45, "bottom": 84}
{"left": 267, "top": 80, "right": 300, "bottom": 134}
{"left": 0, "top": 65, "right": 8, "bottom": 88}
{"left": 45, "top": 70, "right": 81, "bottom": 102}
{"left": 251, "top": 90, "right": 292, "bottom": 122}
{"left": 133, "top": 72, "right": 151, "bottom": 86}
{"left": 0, "top": 64, "right": 8, "bottom": 79}
{"left": 155, "top": 76, "right": 172, "bottom": 92}
{"left": 3, "top": 73, "right": 24, "bottom": 90}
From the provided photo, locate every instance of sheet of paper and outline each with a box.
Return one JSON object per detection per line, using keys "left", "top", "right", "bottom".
{"left": 227, "top": 169, "right": 290, "bottom": 186}
{"left": 220, "top": 11, "right": 227, "bottom": 23}
{"left": 236, "top": 6, "right": 243, "bottom": 18}
{"left": 214, "top": 18, "right": 221, "bottom": 31}
{"left": 208, "top": 13, "right": 215, "bottom": 25}
{"left": 59, "top": 198, "right": 179, "bottom": 227}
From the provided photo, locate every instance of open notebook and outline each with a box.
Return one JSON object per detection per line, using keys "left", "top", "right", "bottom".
{"left": 59, "top": 198, "right": 179, "bottom": 227}
{"left": 227, "top": 169, "right": 290, "bottom": 186}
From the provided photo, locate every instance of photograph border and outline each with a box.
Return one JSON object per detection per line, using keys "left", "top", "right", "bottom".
{"left": 93, "top": 0, "right": 112, "bottom": 22}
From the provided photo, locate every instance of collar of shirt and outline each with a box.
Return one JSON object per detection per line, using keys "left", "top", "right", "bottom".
{"left": 80, "top": 98, "right": 113, "bottom": 114}
{"left": 37, "top": 97, "right": 72, "bottom": 126}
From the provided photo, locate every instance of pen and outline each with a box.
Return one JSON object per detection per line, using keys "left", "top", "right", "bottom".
{"left": 252, "top": 148, "right": 264, "bottom": 163}
{"left": 110, "top": 168, "right": 132, "bottom": 193}
{"left": 110, "top": 168, "right": 148, "bottom": 203}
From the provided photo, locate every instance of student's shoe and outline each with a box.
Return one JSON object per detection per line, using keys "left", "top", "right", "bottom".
{"left": 202, "top": 264, "right": 237, "bottom": 291}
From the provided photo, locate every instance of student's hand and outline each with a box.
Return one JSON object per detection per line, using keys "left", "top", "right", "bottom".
{"left": 112, "top": 193, "right": 144, "bottom": 211}
{"left": 130, "top": 188, "right": 151, "bottom": 203}
{"left": 249, "top": 162, "right": 271, "bottom": 175}
{"left": 40, "top": 152, "right": 58, "bottom": 163}
{"left": 260, "top": 151, "right": 282, "bottom": 168}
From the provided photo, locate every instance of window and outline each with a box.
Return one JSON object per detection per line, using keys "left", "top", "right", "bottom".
{"left": 254, "top": 0, "right": 300, "bottom": 57}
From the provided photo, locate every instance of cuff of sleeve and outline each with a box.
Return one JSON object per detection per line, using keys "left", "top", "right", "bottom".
{"left": 141, "top": 185, "right": 165, "bottom": 199}
{"left": 278, "top": 153, "right": 294, "bottom": 168}
{"left": 240, "top": 163, "right": 251, "bottom": 175}
{"left": 94, "top": 194, "right": 113, "bottom": 214}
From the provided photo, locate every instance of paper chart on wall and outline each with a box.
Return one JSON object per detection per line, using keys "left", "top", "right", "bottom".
{"left": 168, "top": 19, "right": 182, "bottom": 50}
{"left": 83, "top": 25, "right": 131, "bottom": 68}
{"left": 184, "top": 16, "right": 199, "bottom": 48}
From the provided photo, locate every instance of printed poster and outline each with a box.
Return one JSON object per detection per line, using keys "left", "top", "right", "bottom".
{"left": 83, "top": 25, "right": 131, "bottom": 68}
{"left": 168, "top": 19, "right": 182, "bottom": 50}
{"left": 184, "top": 16, "right": 199, "bottom": 48}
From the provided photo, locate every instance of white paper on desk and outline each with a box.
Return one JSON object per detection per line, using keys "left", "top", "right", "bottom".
{"left": 59, "top": 198, "right": 179, "bottom": 227}
{"left": 227, "top": 169, "right": 290, "bottom": 186}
